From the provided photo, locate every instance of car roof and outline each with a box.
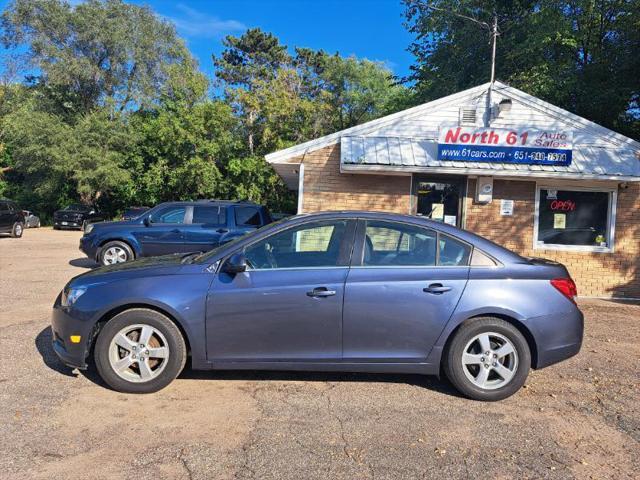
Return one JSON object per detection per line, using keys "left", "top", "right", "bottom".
{"left": 157, "top": 200, "right": 262, "bottom": 207}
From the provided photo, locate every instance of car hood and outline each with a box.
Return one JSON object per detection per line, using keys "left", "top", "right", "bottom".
{"left": 70, "top": 253, "right": 201, "bottom": 286}
{"left": 88, "top": 219, "right": 141, "bottom": 230}
{"left": 55, "top": 210, "right": 88, "bottom": 216}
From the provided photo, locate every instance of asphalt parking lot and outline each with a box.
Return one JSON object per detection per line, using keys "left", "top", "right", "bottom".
{"left": 1, "top": 227, "right": 638, "bottom": 479}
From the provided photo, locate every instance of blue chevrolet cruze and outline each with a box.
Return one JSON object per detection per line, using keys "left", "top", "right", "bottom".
{"left": 52, "top": 211, "right": 583, "bottom": 401}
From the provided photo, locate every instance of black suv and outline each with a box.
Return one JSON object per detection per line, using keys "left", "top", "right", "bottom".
{"left": 80, "top": 200, "right": 273, "bottom": 265}
{"left": 0, "top": 199, "right": 25, "bottom": 237}
{"left": 53, "top": 204, "right": 103, "bottom": 230}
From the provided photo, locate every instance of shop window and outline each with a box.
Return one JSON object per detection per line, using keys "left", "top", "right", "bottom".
{"left": 535, "top": 187, "right": 616, "bottom": 252}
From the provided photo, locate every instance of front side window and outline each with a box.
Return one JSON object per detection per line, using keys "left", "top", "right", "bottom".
{"left": 244, "top": 220, "right": 348, "bottom": 269}
{"left": 235, "top": 207, "right": 261, "bottom": 226}
{"left": 536, "top": 188, "right": 613, "bottom": 250}
{"left": 192, "top": 206, "right": 225, "bottom": 225}
{"left": 149, "top": 206, "right": 186, "bottom": 224}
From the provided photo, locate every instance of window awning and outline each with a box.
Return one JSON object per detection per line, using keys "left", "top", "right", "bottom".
{"left": 340, "top": 136, "right": 640, "bottom": 181}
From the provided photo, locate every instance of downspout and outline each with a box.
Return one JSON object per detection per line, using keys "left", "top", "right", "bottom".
{"left": 296, "top": 148, "right": 310, "bottom": 214}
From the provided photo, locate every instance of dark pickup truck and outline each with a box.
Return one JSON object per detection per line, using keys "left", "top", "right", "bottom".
{"left": 80, "top": 200, "right": 273, "bottom": 265}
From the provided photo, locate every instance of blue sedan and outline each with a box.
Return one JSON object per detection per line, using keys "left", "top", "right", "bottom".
{"left": 52, "top": 211, "right": 583, "bottom": 400}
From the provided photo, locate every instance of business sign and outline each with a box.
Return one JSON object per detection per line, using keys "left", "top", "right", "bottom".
{"left": 437, "top": 126, "right": 572, "bottom": 166}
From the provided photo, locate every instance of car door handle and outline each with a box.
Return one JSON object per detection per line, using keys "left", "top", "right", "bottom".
{"left": 423, "top": 283, "right": 452, "bottom": 294}
{"left": 216, "top": 228, "right": 229, "bottom": 234}
{"left": 306, "top": 287, "right": 337, "bottom": 298}
{"left": 171, "top": 229, "right": 181, "bottom": 234}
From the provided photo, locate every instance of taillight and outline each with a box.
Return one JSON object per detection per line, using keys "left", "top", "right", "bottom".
{"left": 550, "top": 278, "right": 578, "bottom": 304}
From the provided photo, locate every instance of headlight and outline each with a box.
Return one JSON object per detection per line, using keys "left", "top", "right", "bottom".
{"left": 84, "top": 223, "right": 94, "bottom": 234}
{"left": 61, "top": 286, "right": 87, "bottom": 307}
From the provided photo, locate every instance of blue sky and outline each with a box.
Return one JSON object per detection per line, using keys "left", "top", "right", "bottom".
{"left": 131, "top": 0, "right": 414, "bottom": 79}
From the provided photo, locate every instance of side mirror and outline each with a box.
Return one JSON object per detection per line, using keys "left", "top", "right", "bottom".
{"left": 222, "top": 253, "right": 247, "bottom": 274}
{"left": 143, "top": 216, "right": 152, "bottom": 227}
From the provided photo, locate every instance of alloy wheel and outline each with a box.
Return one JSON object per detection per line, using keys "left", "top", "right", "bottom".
{"left": 103, "top": 246, "right": 128, "bottom": 264}
{"left": 461, "top": 332, "right": 519, "bottom": 390}
{"left": 108, "top": 324, "right": 170, "bottom": 383}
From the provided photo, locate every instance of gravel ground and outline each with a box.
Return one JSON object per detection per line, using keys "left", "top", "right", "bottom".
{"left": 1, "top": 227, "right": 638, "bottom": 479}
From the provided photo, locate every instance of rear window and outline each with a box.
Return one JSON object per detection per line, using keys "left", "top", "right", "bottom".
{"left": 235, "top": 206, "right": 262, "bottom": 226}
{"left": 192, "top": 206, "right": 226, "bottom": 225}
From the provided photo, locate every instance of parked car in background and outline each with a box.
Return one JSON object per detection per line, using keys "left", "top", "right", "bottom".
{"left": 53, "top": 204, "right": 103, "bottom": 230}
{"left": 80, "top": 200, "right": 272, "bottom": 265}
{"left": 0, "top": 199, "right": 25, "bottom": 237}
{"left": 122, "top": 206, "right": 150, "bottom": 221}
{"left": 23, "top": 210, "right": 41, "bottom": 228}
{"left": 53, "top": 211, "right": 583, "bottom": 399}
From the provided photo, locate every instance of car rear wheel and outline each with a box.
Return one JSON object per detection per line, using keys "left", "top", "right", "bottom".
{"left": 444, "top": 317, "right": 530, "bottom": 401}
{"left": 99, "top": 241, "right": 134, "bottom": 265}
{"left": 94, "top": 309, "right": 187, "bottom": 393}
{"left": 11, "top": 222, "right": 23, "bottom": 238}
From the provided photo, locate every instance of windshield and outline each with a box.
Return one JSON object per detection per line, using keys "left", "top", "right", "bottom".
{"left": 194, "top": 215, "right": 294, "bottom": 263}
{"left": 124, "top": 208, "right": 148, "bottom": 218}
{"left": 64, "top": 204, "right": 88, "bottom": 211}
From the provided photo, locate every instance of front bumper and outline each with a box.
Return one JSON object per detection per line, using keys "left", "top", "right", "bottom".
{"left": 51, "top": 299, "right": 95, "bottom": 369}
{"left": 54, "top": 219, "right": 83, "bottom": 229}
{"left": 79, "top": 234, "right": 99, "bottom": 260}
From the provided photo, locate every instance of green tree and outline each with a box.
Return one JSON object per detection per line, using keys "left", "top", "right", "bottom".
{"left": 403, "top": 0, "right": 640, "bottom": 138}
{"left": 1, "top": 0, "right": 192, "bottom": 114}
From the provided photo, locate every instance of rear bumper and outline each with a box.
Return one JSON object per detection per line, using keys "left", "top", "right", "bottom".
{"left": 531, "top": 308, "right": 584, "bottom": 369}
{"left": 51, "top": 299, "right": 94, "bottom": 369}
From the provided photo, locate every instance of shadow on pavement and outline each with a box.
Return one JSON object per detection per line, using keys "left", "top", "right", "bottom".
{"left": 69, "top": 257, "right": 98, "bottom": 269}
{"left": 36, "top": 325, "right": 462, "bottom": 397}
{"left": 177, "top": 366, "right": 463, "bottom": 398}
{"left": 35, "top": 327, "right": 78, "bottom": 378}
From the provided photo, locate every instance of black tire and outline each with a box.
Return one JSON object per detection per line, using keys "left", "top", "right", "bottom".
{"left": 11, "top": 222, "right": 24, "bottom": 238}
{"left": 94, "top": 308, "right": 187, "bottom": 393}
{"left": 444, "top": 317, "right": 531, "bottom": 401}
{"left": 98, "top": 240, "right": 134, "bottom": 265}
{"left": 53, "top": 225, "right": 60, "bottom": 230}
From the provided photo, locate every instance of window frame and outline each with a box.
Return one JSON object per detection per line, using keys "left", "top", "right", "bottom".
{"left": 533, "top": 184, "right": 617, "bottom": 253}
{"left": 352, "top": 218, "right": 475, "bottom": 269}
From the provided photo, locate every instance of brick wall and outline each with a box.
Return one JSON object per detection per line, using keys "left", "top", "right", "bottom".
{"left": 293, "top": 143, "right": 640, "bottom": 298}
{"left": 297, "top": 143, "right": 411, "bottom": 214}
{"left": 465, "top": 179, "right": 640, "bottom": 298}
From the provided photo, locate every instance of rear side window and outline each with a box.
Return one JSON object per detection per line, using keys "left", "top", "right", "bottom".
{"left": 0, "top": 201, "right": 7, "bottom": 211}
{"left": 235, "top": 206, "right": 261, "bottom": 226}
{"left": 192, "top": 206, "right": 226, "bottom": 225}
{"left": 362, "top": 221, "right": 472, "bottom": 267}
{"left": 438, "top": 234, "right": 472, "bottom": 266}
{"left": 364, "top": 221, "right": 437, "bottom": 266}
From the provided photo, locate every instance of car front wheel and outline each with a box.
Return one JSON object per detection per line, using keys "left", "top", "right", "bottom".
{"left": 99, "top": 241, "right": 134, "bottom": 265}
{"left": 11, "top": 222, "right": 24, "bottom": 238}
{"left": 94, "top": 309, "right": 187, "bottom": 393}
{"left": 444, "top": 317, "right": 530, "bottom": 401}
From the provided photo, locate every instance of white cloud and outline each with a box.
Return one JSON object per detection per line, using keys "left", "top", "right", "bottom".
{"left": 167, "top": 4, "right": 246, "bottom": 39}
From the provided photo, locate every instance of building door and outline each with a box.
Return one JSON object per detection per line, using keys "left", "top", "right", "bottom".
{"left": 413, "top": 175, "right": 466, "bottom": 228}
